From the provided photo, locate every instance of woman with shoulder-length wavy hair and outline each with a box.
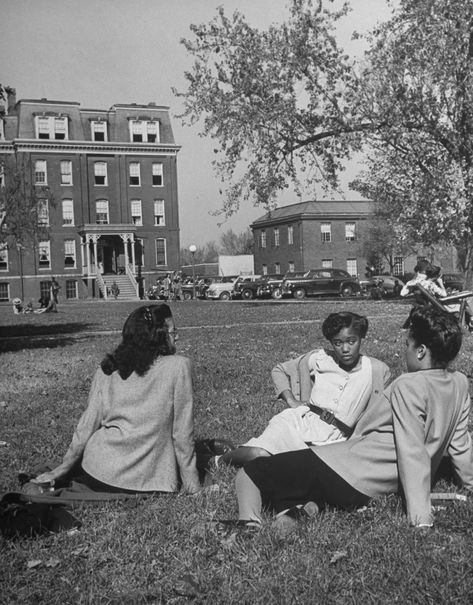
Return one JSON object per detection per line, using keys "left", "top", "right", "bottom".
{"left": 32, "top": 304, "right": 201, "bottom": 495}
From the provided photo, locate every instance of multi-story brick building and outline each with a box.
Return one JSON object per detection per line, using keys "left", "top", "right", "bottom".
{"left": 0, "top": 89, "right": 181, "bottom": 302}
{"left": 251, "top": 200, "right": 457, "bottom": 278}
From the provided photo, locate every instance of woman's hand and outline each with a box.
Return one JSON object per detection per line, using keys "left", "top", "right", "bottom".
{"left": 31, "top": 471, "right": 60, "bottom": 486}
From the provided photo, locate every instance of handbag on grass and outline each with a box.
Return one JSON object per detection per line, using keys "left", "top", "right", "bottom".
{"left": 0, "top": 492, "right": 81, "bottom": 539}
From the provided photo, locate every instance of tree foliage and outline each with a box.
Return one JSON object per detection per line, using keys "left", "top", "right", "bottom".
{"left": 352, "top": 0, "right": 473, "bottom": 276}
{"left": 175, "top": 0, "right": 372, "bottom": 214}
{"left": 180, "top": 228, "right": 254, "bottom": 265}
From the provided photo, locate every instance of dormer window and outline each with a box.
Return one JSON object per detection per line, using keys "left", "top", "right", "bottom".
{"left": 129, "top": 119, "right": 159, "bottom": 143}
{"left": 91, "top": 121, "right": 107, "bottom": 141}
{"left": 35, "top": 116, "right": 69, "bottom": 140}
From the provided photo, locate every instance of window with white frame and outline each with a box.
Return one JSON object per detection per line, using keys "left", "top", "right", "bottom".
{"left": 322, "top": 259, "right": 333, "bottom": 269}
{"left": 288, "top": 261, "right": 295, "bottom": 272}
{"left": 0, "top": 245, "right": 8, "bottom": 271}
{"left": 65, "top": 279, "right": 78, "bottom": 299}
{"left": 152, "top": 163, "right": 163, "bottom": 186}
{"left": 34, "top": 160, "right": 47, "bottom": 185}
{"left": 260, "top": 231, "right": 266, "bottom": 248}
{"left": 60, "top": 160, "right": 72, "bottom": 185}
{"left": 321, "top": 222, "right": 331, "bottom": 243}
{"left": 37, "top": 199, "right": 49, "bottom": 226}
{"left": 262, "top": 264, "right": 268, "bottom": 275}
{"left": 0, "top": 119, "right": 4, "bottom": 140}
{"left": 91, "top": 121, "right": 107, "bottom": 141}
{"left": 35, "top": 116, "right": 68, "bottom": 140}
{"left": 154, "top": 199, "right": 165, "bottom": 225}
{"left": 129, "top": 162, "right": 141, "bottom": 186}
{"left": 94, "top": 162, "right": 107, "bottom": 186}
{"left": 40, "top": 281, "right": 50, "bottom": 299}
{"left": 131, "top": 199, "right": 142, "bottom": 225}
{"left": 288, "top": 225, "right": 294, "bottom": 245}
{"left": 38, "top": 241, "right": 51, "bottom": 269}
{"left": 96, "top": 200, "right": 109, "bottom": 224}
{"left": 0, "top": 282, "right": 9, "bottom": 300}
{"left": 345, "top": 222, "right": 356, "bottom": 242}
{"left": 274, "top": 262, "right": 281, "bottom": 274}
{"left": 346, "top": 258, "right": 358, "bottom": 276}
{"left": 155, "top": 238, "right": 167, "bottom": 266}
{"left": 64, "top": 239, "right": 76, "bottom": 268}
{"left": 274, "top": 227, "right": 280, "bottom": 247}
{"left": 393, "top": 257, "right": 404, "bottom": 275}
{"left": 62, "top": 199, "right": 74, "bottom": 225}
{"left": 129, "top": 120, "right": 160, "bottom": 143}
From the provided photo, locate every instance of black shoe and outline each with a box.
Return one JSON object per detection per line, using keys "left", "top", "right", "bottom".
{"left": 198, "top": 438, "right": 235, "bottom": 456}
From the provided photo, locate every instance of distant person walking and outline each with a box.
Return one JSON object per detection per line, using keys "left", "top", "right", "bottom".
{"left": 111, "top": 281, "right": 120, "bottom": 300}
{"left": 51, "top": 277, "right": 61, "bottom": 304}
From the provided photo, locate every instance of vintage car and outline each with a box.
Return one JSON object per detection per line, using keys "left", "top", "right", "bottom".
{"left": 205, "top": 276, "right": 239, "bottom": 300}
{"left": 256, "top": 274, "right": 287, "bottom": 299}
{"left": 231, "top": 275, "right": 263, "bottom": 300}
{"left": 281, "top": 268, "right": 361, "bottom": 299}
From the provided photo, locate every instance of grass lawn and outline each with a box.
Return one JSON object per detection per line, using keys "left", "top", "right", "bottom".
{"left": 1, "top": 298, "right": 473, "bottom": 603}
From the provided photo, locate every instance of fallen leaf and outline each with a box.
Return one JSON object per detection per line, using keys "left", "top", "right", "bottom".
{"left": 174, "top": 573, "right": 202, "bottom": 598}
{"left": 45, "top": 558, "right": 60, "bottom": 568}
{"left": 27, "top": 560, "right": 42, "bottom": 570}
{"left": 220, "top": 532, "right": 238, "bottom": 549}
{"left": 330, "top": 550, "right": 348, "bottom": 565}
{"left": 71, "top": 546, "right": 89, "bottom": 557}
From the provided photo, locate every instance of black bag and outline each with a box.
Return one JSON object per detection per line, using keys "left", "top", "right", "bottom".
{"left": 0, "top": 493, "right": 81, "bottom": 539}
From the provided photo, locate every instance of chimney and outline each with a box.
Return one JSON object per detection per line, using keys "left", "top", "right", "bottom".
{"left": 7, "top": 88, "right": 17, "bottom": 114}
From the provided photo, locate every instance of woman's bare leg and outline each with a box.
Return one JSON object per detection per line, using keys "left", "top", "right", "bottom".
{"left": 220, "top": 446, "right": 271, "bottom": 468}
{"left": 235, "top": 468, "right": 263, "bottom": 522}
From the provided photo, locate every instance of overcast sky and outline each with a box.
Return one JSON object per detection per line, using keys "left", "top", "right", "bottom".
{"left": 1, "top": 0, "right": 394, "bottom": 247}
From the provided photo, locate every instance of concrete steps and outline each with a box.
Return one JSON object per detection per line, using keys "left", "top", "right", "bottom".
{"left": 101, "top": 274, "right": 139, "bottom": 300}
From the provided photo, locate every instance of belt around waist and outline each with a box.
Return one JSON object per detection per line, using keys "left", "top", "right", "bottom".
{"left": 308, "top": 404, "right": 353, "bottom": 437}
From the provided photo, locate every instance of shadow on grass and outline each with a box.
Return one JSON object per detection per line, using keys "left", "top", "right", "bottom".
{"left": 0, "top": 321, "right": 93, "bottom": 338}
{"left": 0, "top": 334, "right": 81, "bottom": 352}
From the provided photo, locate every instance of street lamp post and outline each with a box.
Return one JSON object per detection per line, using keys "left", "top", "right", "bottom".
{"left": 189, "top": 244, "right": 197, "bottom": 299}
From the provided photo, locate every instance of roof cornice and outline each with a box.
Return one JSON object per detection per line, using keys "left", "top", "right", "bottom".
{"left": 251, "top": 208, "right": 372, "bottom": 228}
{"left": 0, "top": 139, "right": 181, "bottom": 156}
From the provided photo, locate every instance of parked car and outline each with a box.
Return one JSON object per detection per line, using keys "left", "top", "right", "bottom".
{"left": 442, "top": 272, "right": 465, "bottom": 293}
{"left": 366, "top": 275, "right": 405, "bottom": 298}
{"left": 256, "top": 274, "right": 285, "bottom": 299}
{"left": 281, "top": 268, "right": 361, "bottom": 299}
{"left": 181, "top": 276, "right": 219, "bottom": 300}
{"left": 231, "top": 275, "right": 263, "bottom": 300}
{"left": 205, "top": 276, "right": 239, "bottom": 300}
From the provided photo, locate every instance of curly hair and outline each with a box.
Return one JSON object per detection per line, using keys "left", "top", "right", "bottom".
{"left": 101, "top": 304, "right": 174, "bottom": 379}
{"left": 322, "top": 312, "right": 369, "bottom": 341}
{"left": 408, "top": 307, "right": 462, "bottom": 368}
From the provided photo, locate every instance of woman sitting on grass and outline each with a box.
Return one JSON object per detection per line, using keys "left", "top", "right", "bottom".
{"left": 235, "top": 307, "right": 473, "bottom": 531}
{"left": 219, "top": 312, "right": 391, "bottom": 467}
{"left": 32, "top": 304, "right": 201, "bottom": 495}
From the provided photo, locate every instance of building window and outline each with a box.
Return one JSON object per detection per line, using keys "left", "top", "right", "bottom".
{"left": 60, "top": 160, "right": 73, "bottom": 185}
{"left": 152, "top": 163, "right": 163, "bottom": 186}
{"left": 260, "top": 231, "right": 266, "bottom": 248}
{"left": 38, "top": 241, "right": 51, "bottom": 269}
{"left": 0, "top": 245, "right": 8, "bottom": 271}
{"left": 94, "top": 162, "right": 107, "bottom": 186}
{"left": 274, "top": 262, "right": 281, "bottom": 274}
{"left": 322, "top": 259, "right": 333, "bottom": 269}
{"left": 288, "top": 261, "right": 295, "bottom": 272}
{"left": 62, "top": 199, "right": 74, "bottom": 225}
{"left": 0, "top": 282, "right": 9, "bottom": 300}
{"left": 262, "top": 264, "right": 268, "bottom": 275}
{"left": 64, "top": 239, "right": 76, "bottom": 268}
{"left": 393, "top": 257, "right": 404, "bottom": 275}
{"left": 40, "top": 280, "right": 50, "bottom": 299}
{"left": 321, "top": 223, "right": 331, "bottom": 243}
{"left": 37, "top": 199, "right": 49, "bottom": 226}
{"left": 288, "top": 225, "right": 294, "bottom": 245}
{"left": 155, "top": 238, "right": 167, "bottom": 266}
{"left": 96, "top": 200, "right": 109, "bottom": 224}
{"left": 131, "top": 199, "right": 142, "bottom": 225}
{"left": 35, "top": 116, "right": 68, "bottom": 140}
{"left": 274, "top": 227, "right": 280, "bottom": 247}
{"left": 91, "top": 121, "right": 107, "bottom": 141}
{"left": 154, "top": 199, "right": 165, "bottom": 225}
{"left": 129, "top": 120, "right": 160, "bottom": 143}
{"left": 34, "top": 160, "right": 47, "bottom": 185}
{"left": 347, "top": 258, "right": 358, "bottom": 276}
{"left": 129, "top": 162, "right": 141, "bottom": 186}
{"left": 0, "top": 119, "right": 4, "bottom": 141}
{"left": 65, "top": 279, "right": 78, "bottom": 299}
{"left": 345, "top": 222, "right": 356, "bottom": 242}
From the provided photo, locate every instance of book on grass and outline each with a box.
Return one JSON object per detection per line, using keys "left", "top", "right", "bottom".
{"left": 430, "top": 492, "right": 467, "bottom": 502}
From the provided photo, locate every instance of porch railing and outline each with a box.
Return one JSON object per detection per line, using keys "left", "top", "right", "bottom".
{"left": 96, "top": 271, "right": 108, "bottom": 299}
{"left": 126, "top": 264, "right": 139, "bottom": 298}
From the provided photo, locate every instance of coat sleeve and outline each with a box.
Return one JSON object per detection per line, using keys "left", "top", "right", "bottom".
{"left": 391, "top": 377, "right": 433, "bottom": 526}
{"left": 172, "top": 357, "right": 200, "bottom": 493}
{"left": 447, "top": 387, "right": 473, "bottom": 490}
{"left": 60, "top": 369, "right": 105, "bottom": 472}
{"left": 271, "top": 354, "right": 308, "bottom": 400}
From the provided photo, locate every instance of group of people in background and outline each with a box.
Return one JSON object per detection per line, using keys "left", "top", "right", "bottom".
{"left": 12, "top": 277, "right": 60, "bottom": 315}
{"left": 149, "top": 271, "right": 186, "bottom": 301}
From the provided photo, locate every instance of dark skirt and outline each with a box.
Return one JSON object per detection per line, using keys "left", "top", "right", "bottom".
{"left": 244, "top": 449, "right": 370, "bottom": 514}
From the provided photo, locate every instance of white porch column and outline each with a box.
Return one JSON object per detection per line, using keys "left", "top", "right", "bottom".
{"left": 131, "top": 235, "right": 136, "bottom": 272}
{"left": 91, "top": 234, "right": 99, "bottom": 274}
{"left": 86, "top": 236, "right": 91, "bottom": 275}
{"left": 80, "top": 237, "right": 85, "bottom": 275}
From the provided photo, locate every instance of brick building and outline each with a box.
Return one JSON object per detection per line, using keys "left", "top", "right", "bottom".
{"left": 0, "top": 89, "right": 181, "bottom": 302}
{"left": 251, "top": 200, "right": 457, "bottom": 278}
